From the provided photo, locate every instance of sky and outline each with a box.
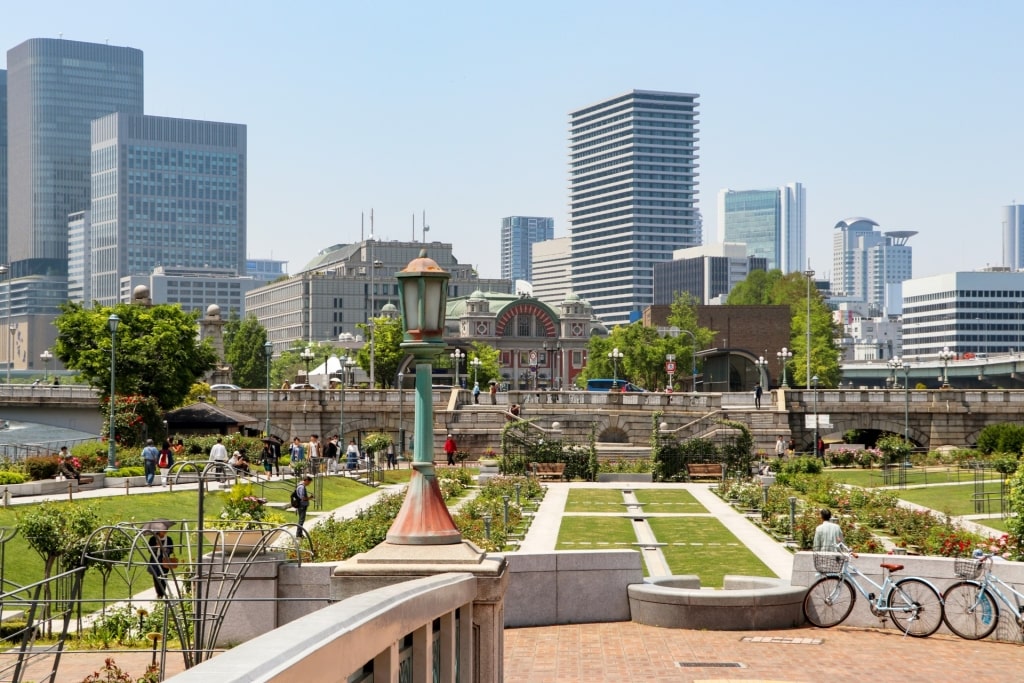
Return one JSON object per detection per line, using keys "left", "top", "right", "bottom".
{"left": 3, "top": 1, "right": 1023, "bottom": 281}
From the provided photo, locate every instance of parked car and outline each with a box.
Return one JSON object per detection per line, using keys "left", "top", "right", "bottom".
{"left": 290, "top": 383, "right": 317, "bottom": 390}
{"left": 209, "top": 383, "right": 240, "bottom": 390}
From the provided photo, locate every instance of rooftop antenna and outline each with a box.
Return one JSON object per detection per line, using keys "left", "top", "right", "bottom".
{"left": 58, "top": 33, "right": 63, "bottom": 39}
{"left": 422, "top": 210, "right": 430, "bottom": 243}
{"left": 370, "top": 208, "right": 374, "bottom": 239}
{"left": 360, "top": 212, "right": 364, "bottom": 241}
{"left": 412, "top": 213, "right": 415, "bottom": 241}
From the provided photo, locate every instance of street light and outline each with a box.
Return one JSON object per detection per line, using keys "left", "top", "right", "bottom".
{"left": 263, "top": 341, "right": 273, "bottom": 436}
{"left": 608, "top": 346, "right": 623, "bottom": 387}
{"left": 106, "top": 314, "right": 120, "bottom": 474}
{"left": 339, "top": 355, "right": 349, "bottom": 443}
{"left": 805, "top": 267, "right": 815, "bottom": 387}
{"left": 754, "top": 355, "right": 769, "bottom": 388}
{"left": 40, "top": 349, "right": 53, "bottom": 382}
{"left": 300, "top": 346, "right": 315, "bottom": 384}
{"left": 811, "top": 374, "right": 819, "bottom": 460}
{"left": 938, "top": 346, "right": 954, "bottom": 388}
{"left": 777, "top": 347, "right": 793, "bottom": 387}
{"left": 900, "top": 362, "right": 912, "bottom": 445}
{"left": 367, "top": 236, "right": 384, "bottom": 388}
{"left": 887, "top": 356, "right": 902, "bottom": 389}
{"left": 345, "top": 355, "right": 357, "bottom": 387}
{"left": 0, "top": 264, "right": 9, "bottom": 385}
{"left": 470, "top": 357, "right": 481, "bottom": 385}
{"left": 555, "top": 342, "right": 562, "bottom": 390}
{"left": 386, "top": 248, "right": 461, "bottom": 544}
{"left": 450, "top": 348, "right": 465, "bottom": 388}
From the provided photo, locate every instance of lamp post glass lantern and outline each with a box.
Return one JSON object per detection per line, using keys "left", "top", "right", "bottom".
{"left": 397, "top": 370, "right": 404, "bottom": 459}
{"left": 887, "top": 356, "right": 902, "bottom": 389}
{"left": 811, "top": 374, "right": 819, "bottom": 459}
{"left": 805, "top": 268, "right": 815, "bottom": 387}
{"left": 938, "top": 346, "right": 954, "bottom": 387}
{"left": 470, "top": 357, "right": 481, "bottom": 385}
{"left": 387, "top": 248, "right": 461, "bottom": 545}
{"left": 755, "top": 355, "right": 769, "bottom": 388}
{"left": 300, "top": 346, "right": 315, "bottom": 384}
{"left": 106, "top": 314, "right": 121, "bottom": 473}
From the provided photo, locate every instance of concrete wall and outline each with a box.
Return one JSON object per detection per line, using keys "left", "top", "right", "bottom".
{"left": 501, "top": 550, "right": 643, "bottom": 627}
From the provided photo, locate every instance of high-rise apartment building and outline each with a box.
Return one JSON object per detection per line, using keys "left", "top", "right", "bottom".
{"left": 717, "top": 182, "right": 805, "bottom": 273}
{"left": 85, "top": 113, "right": 246, "bottom": 306}
{"left": 568, "top": 90, "right": 700, "bottom": 326}
{"left": 832, "top": 217, "right": 915, "bottom": 316}
{"left": 501, "top": 216, "right": 554, "bottom": 282}
{"left": 1001, "top": 204, "right": 1024, "bottom": 270}
{"left": 6, "top": 38, "right": 144, "bottom": 280}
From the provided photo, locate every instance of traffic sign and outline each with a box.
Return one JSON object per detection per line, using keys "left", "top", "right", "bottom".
{"left": 665, "top": 361, "right": 676, "bottom": 373}
{"left": 529, "top": 351, "right": 538, "bottom": 365}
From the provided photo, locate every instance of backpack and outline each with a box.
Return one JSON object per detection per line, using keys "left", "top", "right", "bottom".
{"left": 158, "top": 450, "right": 169, "bottom": 468}
{"left": 290, "top": 487, "right": 302, "bottom": 508}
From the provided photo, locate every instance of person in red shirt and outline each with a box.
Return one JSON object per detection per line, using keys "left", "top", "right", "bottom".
{"left": 444, "top": 434, "right": 457, "bottom": 466}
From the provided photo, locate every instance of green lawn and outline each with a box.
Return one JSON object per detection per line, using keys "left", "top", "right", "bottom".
{"left": 0, "top": 475, "right": 387, "bottom": 605}
{"left": 825, "top": 467, "right": 1002, "bottom": 488}
{"left": 633, "top": 489, "right": 705, "bottom": 510}
{"left": 556, "top": 516, "right": 636, "bottom": 548}
{"left": 563, "top": 488, "right": 627, "bottom": 512}
{"left": 894, "top": 482, "right": 1005, "bottom": 516}
{"left": 647, "top": 517, "right": 775, "bottom": 587}
{"left": 973, "top": 517, "right": 1011, "bottom": 534}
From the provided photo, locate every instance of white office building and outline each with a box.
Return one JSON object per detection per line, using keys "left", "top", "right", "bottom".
{"left": 530, "top": 237, "right": 572, "bottom": 308}
{"left": 902, "top": 269, "right": 1024, "bottom": 357}
{"left": 568, "top": 90, "right": 700, "bottom": 326}
{"left": 832, "top": 217, "right": 915, "bottom": 316}
{"left": 1002, "top": 204, "right": 1024, "bottom": 270}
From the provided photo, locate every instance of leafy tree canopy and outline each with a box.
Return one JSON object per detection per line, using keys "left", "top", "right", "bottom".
{"left": 355, "top": 316, "right": 404, "bottom": 388}
{"left": 467, "top": 342, "right": 501, "bottom": 387}
{"left": 580, "top": 293, "right": 714, "bottom": 391}
{"left": 224, "top": 315, "right": 269, "bottom": 388}
{"left": 726, "top": 269, "right": 840, "bottom": 388}
{"left": 53, "top": 302, "right": 217, "bottom": 409}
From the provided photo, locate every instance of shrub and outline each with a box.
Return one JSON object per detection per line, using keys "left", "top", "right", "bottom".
{"left": 977, "top": 423, "right": 1024, "bottom": 455}
{"left": 0, "top": 471, "right": 26, "bottom": 485}
{"left": 24, "top": 455, "right": 59, "bottom": 481}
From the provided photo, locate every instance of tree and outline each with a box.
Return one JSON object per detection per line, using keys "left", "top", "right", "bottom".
{"left": 355, "top": 316, "right": 404, "bottom": 388}
{"left": 579, "top": 293, "right": 714, "bottom": 391}
{"left": 468, "top": 342, "right": 501, "bottom": 387}
{"left": 224, "top": 316, "right": 269, "bottom": 388}
{"left": 726, "top": 270, "right": 841, "bottom": 388}
{"left": 54, "top": 302, "right": 217, "bottom": 409}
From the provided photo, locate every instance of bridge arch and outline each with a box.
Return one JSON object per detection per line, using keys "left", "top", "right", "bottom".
{"left": 824, "top": 413, "right": 928, "bottom": 449}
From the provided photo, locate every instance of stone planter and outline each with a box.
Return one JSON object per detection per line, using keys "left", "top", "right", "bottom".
{"left": 478, "top": 459, "right": 501, "bottom": 485}
{"left": 203, "top": 529, "right": 283, "bottom": 555}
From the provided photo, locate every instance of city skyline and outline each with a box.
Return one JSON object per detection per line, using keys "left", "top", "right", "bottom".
{"left": 2, "top": 3, "right": 1024, "bottom": 286}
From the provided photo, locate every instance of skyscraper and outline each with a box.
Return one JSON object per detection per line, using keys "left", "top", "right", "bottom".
{"left": 86, "top": 113, "right": 246, "bottom": 306}
{"left": 1002, "top": 204, "right": 1024, "bottom": 270}
{"left": 717, "top": 182, "right": 805, "bottom": 273}
{"left": 568, "top": 90, "right": 700, "bottom": 326}
{"left": 6, "top": 38, "right": 144, "bottom": 279}
{"left": 832, "top": 217, "right": 915, "bottom": 315}
{"left": 501, "top": 216, "right": 554, "bottom": 282}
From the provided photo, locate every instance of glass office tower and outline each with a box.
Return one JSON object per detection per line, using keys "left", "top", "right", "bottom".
{"left": 501, "top": 216, "right": 554, "bottom": 282}
{"left": 568, "top": 90, "right": 700, "bottom": 326}
{"left": 6, "top": 38, "right": 143, "bottom": 279}
{"left": 88, "top": 113, "right": 246, "bottom": 306}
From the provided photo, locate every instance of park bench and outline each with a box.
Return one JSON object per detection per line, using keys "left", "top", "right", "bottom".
{"left": 530, "top": 462, "right": 566, "bottom": 481}
{"left": 686, "top": 463, "right": 724, "bottom": 481}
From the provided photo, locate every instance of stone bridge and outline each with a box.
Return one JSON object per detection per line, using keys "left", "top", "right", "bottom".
{"left": 2, "top": 385, "right": 1022, "bottom": 454}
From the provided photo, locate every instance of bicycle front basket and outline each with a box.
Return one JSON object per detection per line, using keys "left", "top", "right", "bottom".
{"left": 813, "top": 552, "right": 845, "bottom": 574}
{"left": 953, "top": 556, "right": 983, "bottom": 579}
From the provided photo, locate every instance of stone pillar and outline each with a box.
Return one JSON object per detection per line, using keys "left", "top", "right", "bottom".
{"left": 333, "top": 541, "right": 508, "bottom": 683}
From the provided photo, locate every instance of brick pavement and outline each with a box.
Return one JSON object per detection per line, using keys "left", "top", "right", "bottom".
{"left": 505, "top": 622, "right": 1024, "bottom": 682}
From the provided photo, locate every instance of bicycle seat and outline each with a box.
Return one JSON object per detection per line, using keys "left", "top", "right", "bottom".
{"left": 879, "top": 562, "right": 904, "bottom": 572}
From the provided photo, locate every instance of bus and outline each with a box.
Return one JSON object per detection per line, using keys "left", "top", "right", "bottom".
{"left": 586, "top": 378, "right": 646, "bottom": 392}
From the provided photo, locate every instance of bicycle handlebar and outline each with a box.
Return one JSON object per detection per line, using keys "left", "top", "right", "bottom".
{"left": 836, "top": 542, "right": 858, "bottom": 558}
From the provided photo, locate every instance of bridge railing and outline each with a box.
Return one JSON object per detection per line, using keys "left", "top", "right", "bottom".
{"left": 0, "top": 385, "right": 99, "bottom": 401}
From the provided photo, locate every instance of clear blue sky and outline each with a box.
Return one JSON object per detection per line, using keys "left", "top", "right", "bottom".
{"left": 3, "top": 1, "right": 1022, "bottom": 280}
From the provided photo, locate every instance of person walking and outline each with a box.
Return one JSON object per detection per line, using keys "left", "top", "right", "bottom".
{"left": 472, "top": 382, "right": 481, "bottom": 404}
{"left": 444, "top": 433, "right": 457, "bottom": 466}
{"left": 346, "top": 438, "right": 360, "bottom": 473}
{"left": 775, "top": 435, "right": 786, "bottom": 459}
{"left": 754, "top": 382, "right": 763, "bottom": 409}
{"left": 290, "top": 437, "right": 306, "bottom": 475}
{"left": 489, "top": 381, "right": 497, "bottom": 405}
{"left": 209, "top": 437, "right": 229, "bottom": 480}
{"left": 816, "top": 436, "right": 826, "bottom": 462}
{"left": 325, "top": 435, "right": 340, "bottom": 474}
{"left": 294, "top": 475, "right": 313, "bottom": 538}
{"left": 141, "top": 438, "right": 159, "bottom": 486}
{"left": 148, "top": 529, "right": 176, "bottom": 598}
{"left": 158, "top": 439, "right": 174, "bottom": 485}
{"left": 386, "top": 441, "right": 396, "bottom": 469}
{"left": 812, "top": 509, "right": 844, "bottom": 551}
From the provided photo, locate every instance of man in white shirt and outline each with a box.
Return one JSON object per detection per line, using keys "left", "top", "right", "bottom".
{"left": 210, "top": 438, "right": 228, "bottom": 480}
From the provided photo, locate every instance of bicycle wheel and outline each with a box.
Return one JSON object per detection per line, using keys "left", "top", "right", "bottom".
{"left": 888, "top": 578, "right": 943, "bottom": 637}
{"left": 803, "top": 576, "right": 855, "bottom": 628}
{"left": 942, "top": 581, "right": 999, "bottom": 640}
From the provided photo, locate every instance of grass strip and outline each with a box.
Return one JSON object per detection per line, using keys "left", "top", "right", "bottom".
{"left": 894, "top": 481, "right": 1005, "bottom": 517}
{"left": 647, "top": 517, "right": 775, "bottom": 587}
{"left": 633, "top": 489, "right": 704, "bottom": 509}
{"left": 563, "top": 488, "right": 627, "bottom": 512}
{"left": 556, "top": 516, "right": 636, "bottom": 548}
